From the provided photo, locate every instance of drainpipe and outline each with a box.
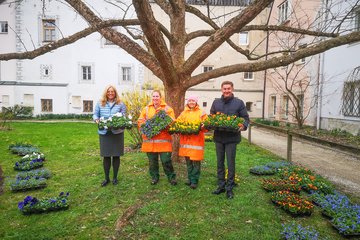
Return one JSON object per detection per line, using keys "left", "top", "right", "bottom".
{"left": 316, "top": 0, "right": 329, "bottom": 130}
{"left": 262, "top": 2, "right": 274, "bottom": 119}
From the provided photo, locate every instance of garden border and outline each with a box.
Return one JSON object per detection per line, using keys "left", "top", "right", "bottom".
{"left": 251, "top": 122, "right": 360, "bottom": 156}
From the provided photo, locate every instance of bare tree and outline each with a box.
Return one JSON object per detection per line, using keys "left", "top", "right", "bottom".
{"left": 1, "top": 0, "right": 359, "bottom": 116}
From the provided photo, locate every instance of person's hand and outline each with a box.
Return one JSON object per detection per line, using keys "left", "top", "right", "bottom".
{"left": 95, "top": 119, "right": 99, "bottom": 124}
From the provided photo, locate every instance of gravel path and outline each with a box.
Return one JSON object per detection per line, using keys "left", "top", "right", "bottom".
{"left": 243, "top": 126, "right": 360, "bottom": 198}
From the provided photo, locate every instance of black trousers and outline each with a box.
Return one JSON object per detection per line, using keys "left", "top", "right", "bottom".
{"left": 215, "top": 142, "right": 237, "bottom": 190}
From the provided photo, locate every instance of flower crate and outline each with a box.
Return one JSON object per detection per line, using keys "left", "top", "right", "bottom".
{"left": 140, "top": 110, "right": 173, "bottom": 139}
{"left": 98, "top": 112, "right": 133, "bottom": 130}
{"left": 168, "top": 120, "right": 201, "bottom": 135}
{"left": 271, "top": 190, "right": 314, "bottom": 217}
{"left": 10, "top": 177, "right": 47, "bottom": 192}
{"left": 203, "top": 113, "right": 244, "bottom": 132}
{"left": 18, "top": 192, "right": 70, "bottom": 215}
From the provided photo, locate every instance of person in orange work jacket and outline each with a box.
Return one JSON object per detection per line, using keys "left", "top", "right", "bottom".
{"left": 137, "top": 90, "right": 177, "bottom": 186}
{"left": 178, "top": 95, "right": 208, "bottom": 189}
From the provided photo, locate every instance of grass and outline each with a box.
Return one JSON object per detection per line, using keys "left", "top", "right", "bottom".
{"left": 0, "top": 122, "right": 357, "bottom": 239}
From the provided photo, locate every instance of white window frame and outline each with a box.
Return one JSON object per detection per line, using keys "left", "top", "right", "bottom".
{"left": 278, "top": 0, "right": 290, "bottom": 24}
{"left": 282, "top": 95, "right": 289, "bottom": 118}
{"left": 78, "top": 63, "right": 95, "bottom": 83}
{"left": 72, "top": 96, "right": 82, "bottom": 108}
{"left": 42, "top": 19, "right": 56, "bottom": 42}
{"left": 118, "top": 64, "right": 134, "bottom": 84}
{"left": 2, "top": 95, "right": 10, "bottom": 107}
{"left": 239, "top": 32, "right": 249, "bottom": 45}
{"left": 0, "top": 21, "right": 8, "bottom": 33}
{"left": 244, "top": 72, "right": 254, "bottom": 81}
{"left": 23, "top": 94, "right": 34, "bottom": 107}
{"left": 354, "top": 7, "right": 360, "bottom": 32}
{"left": 270, "top": 95, "right": 277, "bottom": 117}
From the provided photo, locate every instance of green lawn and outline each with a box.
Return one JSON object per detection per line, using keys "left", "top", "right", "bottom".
{"left": 0, "top": 122, "right": 354, "bottom": 239}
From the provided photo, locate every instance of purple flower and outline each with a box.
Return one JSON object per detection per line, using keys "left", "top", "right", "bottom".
{"left": 18, "top": 201, "right": 24, "bottom": 210}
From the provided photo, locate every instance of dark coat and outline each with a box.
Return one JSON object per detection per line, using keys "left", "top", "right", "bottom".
{"left": 210, "top": 94, "right": 250, "bottom": 144}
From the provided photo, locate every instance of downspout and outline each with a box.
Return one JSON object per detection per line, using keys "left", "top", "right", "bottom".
{"left": 316, "top": 0, "right": 329, "bottom": 130}
{"left": 262, "top": 2, "right": 274, "bottom": 119}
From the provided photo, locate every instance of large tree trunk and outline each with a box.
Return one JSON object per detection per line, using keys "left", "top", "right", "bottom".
{"left": 164, "top": 84, "right": 186, "bottom": 162}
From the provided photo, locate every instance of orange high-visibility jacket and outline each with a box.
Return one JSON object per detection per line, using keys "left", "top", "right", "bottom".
{"left": 178, "top": 105, "right": 208, "bottom": 161}
{"left": 138, "top": 101, "right": 175, "bottom": 152}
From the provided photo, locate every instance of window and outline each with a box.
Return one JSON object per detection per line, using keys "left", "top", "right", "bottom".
{"left": 342, "top": 81, "right": 360, "bottom": 117}
{"left": 270, "top": 95, "right": 276, "bottom": 117}
{"left": 246, "top": 102, "right": 253, "bottom": 112}
{"left": 0, "top": 21, "right": 8, "bottom": 33}
{"left": 2, "top": 95, "right": 9, "bottom": 107}
{"left": 244, "top": 72, "right": 254, "bottom": 80}
{"left": 122, "top": 67, "right": 132, "bottom": 82}
{"left": 282, "top": 95, "right": 289, "bottom": 118}
{"left": 203, "top": 65, "right": 213, "bottom": 72}
{"left": 296, "top": 94, "right": 304, "bottom": 118}
{"left": 41, "top": 99, "right": 53, "bottom": 112}
{"left": 40, "top": 64, "right": 52, "bottom": 79}
{"left": 82, "top": 66, "right": 92, "bottom": 80}
{"left": 83, "top": 100, "right": 93, "bottom": 113}
{"left": 239, "top": 32, "right": 249, "bottom": 45}
{"left": 42, "top": 19, "right": 56, "bottom": 42}
{"left": 354, "top": 7, "right": 360, "bottom": 31}
{"left": 203, "top": 102, "right": 207, "bottom": 107}
{"left": 278, "top": 0, "right": 290, "bottom": 24}
{"left": 23, "top": 94, "right": 34, "bottom": 107}
{"left": 72, "top": 96, "right": 81, "bottom": 108}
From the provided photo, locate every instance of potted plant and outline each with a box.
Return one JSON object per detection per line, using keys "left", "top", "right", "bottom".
{"left": 140, "top": 110, "right": 173, "bottom": 139}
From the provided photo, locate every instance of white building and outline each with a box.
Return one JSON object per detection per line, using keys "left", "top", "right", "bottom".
{"left": 0, "top": 0, "right": 143, "bottom": 115}
{"left": 318, "top": 0, "right": 360, "bottom": 135}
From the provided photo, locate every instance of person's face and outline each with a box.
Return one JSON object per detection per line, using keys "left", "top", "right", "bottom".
{"left": 152, "top": 92, "right": 161, "bottom": 105}
{"left": 187, "top": 99, "right": 197, "bottom": 108}
{"left": 221, "top": 84, "right": 233, "bottom": 98}
{"left": 107, "top": 87, "right": 116, "bottom": 101}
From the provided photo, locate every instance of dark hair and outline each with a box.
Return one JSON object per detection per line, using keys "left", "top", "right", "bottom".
{"left": 221, "top": 81, "right": 233, "bottom": 87}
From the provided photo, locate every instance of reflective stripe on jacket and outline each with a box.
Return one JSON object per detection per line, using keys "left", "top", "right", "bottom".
{"left": 138, "top": 100, "right": 175, "bottom": 152}
{"left": 178, "top": 105, "right": 207, "bottom": 161}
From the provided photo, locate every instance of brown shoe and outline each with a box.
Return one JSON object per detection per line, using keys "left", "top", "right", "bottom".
{"left": 190, "top": 183, "right": 197, "bottom": 189}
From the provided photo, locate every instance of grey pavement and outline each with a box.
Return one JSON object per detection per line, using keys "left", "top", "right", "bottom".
{"left": 242, "top": 126, "right": 360, "bottom": 197}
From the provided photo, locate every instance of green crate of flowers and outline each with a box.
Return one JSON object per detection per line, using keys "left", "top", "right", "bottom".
{"left": 140, "top": 110, "right": 173, "bottom": 139}
{"left": 18, "top": 192, "right": 70, "bottom": 215}
{"left": 168, "top": 120, "right": 201, "bottom": 135}
{"left": 203, "top": 112, "right": 244, "bottom": 132}
{"left": 98, "top": 112, "right": 133, "bottom": 130}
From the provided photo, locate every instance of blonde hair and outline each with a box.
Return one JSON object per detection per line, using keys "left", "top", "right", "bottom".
{"left": 152, "top": 90, "right": 162, "bottom": 98}
{"left": 100, "top": 85, "right": 121, "bottom": 106}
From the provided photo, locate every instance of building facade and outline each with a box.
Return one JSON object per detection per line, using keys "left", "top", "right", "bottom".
{"left": 318, "top": 0, "right": 360, "bottom": 135}
{"left": 0, "top": 0, "right": 143, "bottom": 115}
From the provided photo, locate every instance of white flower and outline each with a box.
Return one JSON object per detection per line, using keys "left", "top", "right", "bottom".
{"left": 114, "top": 112, "right": 123, "bottom": 117}
{"left": 104, "top": 126, "right": 108, "bottom": 129}
{"left": 108, "top": 117, "right": 112, "bottom": 122}
{"left": 100, "top": 117, "right": 104, "bottom": 121}
{"left": 128, "top": 121, "right": 132, "bottom": 124}
{"left": 128, "top": 115, "right": 132, "bottom": 120}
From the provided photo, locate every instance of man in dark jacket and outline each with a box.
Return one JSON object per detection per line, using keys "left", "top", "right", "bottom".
{"left": 210, "top": 81, "right": 250, "bottom": 199}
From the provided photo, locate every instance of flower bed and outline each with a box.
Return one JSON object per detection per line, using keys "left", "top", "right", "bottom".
{"left": 331, "top": 205, "right": 360, "bottom": 236}
{"left": 249, "top": 165, "right": 278, "bottom": 175}
{"left": 271, "top": 190, "right": 314, "bottom": 216}
{"left": 10, "top": 177, "right": 47, "bottom": 192}
{"left": 168, "top": 120, "right": 201, "bottom": 135}
{"left": 16, "top": 169, "right": 51, "bottom": 180}
{"left": 261, "top": 178, "right": 302, "bottom": 193}
{"left": 140, "top": 110, "right": 173, "bottom": 139}
{"left": 18, "top": 192, "right": 69, "bottom": 215}
{"left": 203, "top": 113, "right": 244, "bottom": 132}
{"left": 9, "top": 143, "right": 40, "bottom": 156}
{"left": 14, "top": 159, "right": 44, "bottom": 171}
{"left": 279, "top": 166, "right": 334, "bottom": 194}
{"left": 281, "top": 222, "right": 320, "bottom": 240}
{"left": 19, "top": 152, "right": 45, "bottom": 163}
{"left": 98, "top": 112, "right": 133, "bottom": 130}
